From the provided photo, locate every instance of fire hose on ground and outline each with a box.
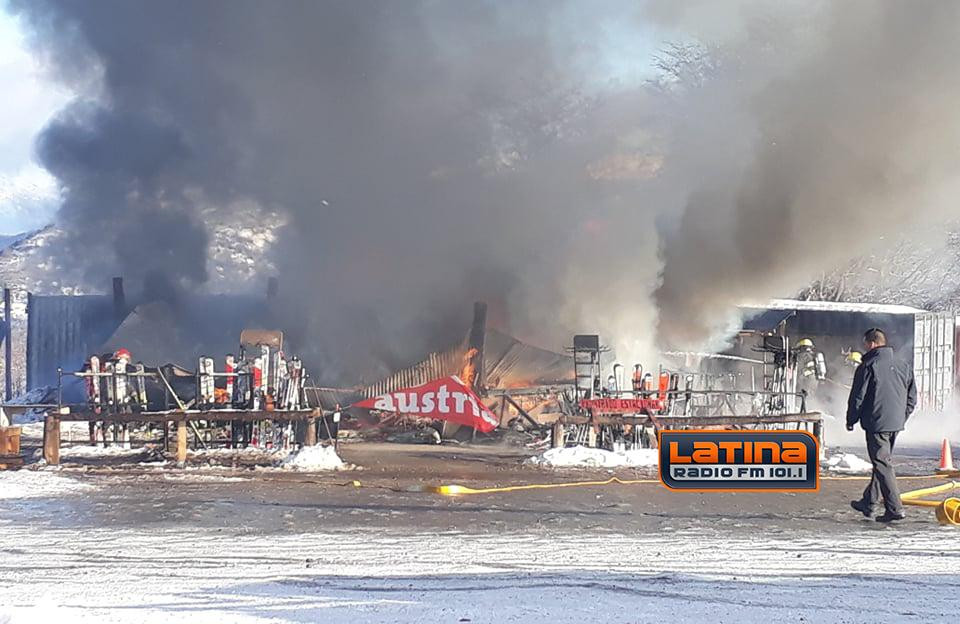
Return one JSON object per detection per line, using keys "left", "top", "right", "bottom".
{"left": 334, "top": 473, "right": 960, "bottom": 526}
{"left": 900, "top": 480, "right": 960, "bottom": 526}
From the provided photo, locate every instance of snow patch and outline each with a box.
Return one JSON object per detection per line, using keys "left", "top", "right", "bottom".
{"left": 18, "top": 421, "right": 90, "bottom": 441}
{"left": 58, "top": 445, "right": 153, "bottom": 459}
{"left": 824, "top": 452, "right": 873, "bottom": 474}
{"left": 279, "top": 445, "right": 348, "bottom": 471}
{"left": 0, "top": 470, "right": 93, "bottom": 499}
{"left": 526, "top": 445, "right": 658, "bottom": 469}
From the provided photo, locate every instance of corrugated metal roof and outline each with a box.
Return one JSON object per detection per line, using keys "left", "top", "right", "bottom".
{"left": 101, "top": 297, "right": 270, "bottom": 369}
{"left": 27, "top": 293, "right": 276, "bottom": 392}
{"left": 359, "top": 344, "right": 465, "bottom": 399}
{"left": 26, "top": 294, "right": 125, "bottom": 390}
{"left": 741, "top": 299, "right": 925, "bottom": 315}
{"left": 741, "top": 309, "right": 795, "bottom": 332}
{"left": 356, "top": 329, "right": 573, "bottom": 397}
{"left": 305, "top": 386, "right": 361, "bottom": 410}
{"left": 483, "top": 329, "right": 573, "bottom": 388}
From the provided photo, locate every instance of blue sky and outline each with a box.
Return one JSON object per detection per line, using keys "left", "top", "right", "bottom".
{"left": 0, "top": 10, "right": 67, "bottom": 235}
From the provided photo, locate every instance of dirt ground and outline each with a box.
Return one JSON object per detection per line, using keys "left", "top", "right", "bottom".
{"left": 3, "top": 438, "right": 958, "bottom": 623}
{"left": 4, "top": 439, "right": 950, "bottom": 536}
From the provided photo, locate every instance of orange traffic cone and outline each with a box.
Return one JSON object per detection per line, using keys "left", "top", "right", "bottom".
{"left": 937, "top": 438, "right": 956, "bottom": 474}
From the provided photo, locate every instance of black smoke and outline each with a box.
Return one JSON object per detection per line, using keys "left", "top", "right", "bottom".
{"left": 11, "top": 0, "right": 960, "bottom": 383}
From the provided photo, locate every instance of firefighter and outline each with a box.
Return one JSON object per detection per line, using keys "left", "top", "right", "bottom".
{"left": 846, "top": 351, "right": 862, "bottom": 368}
{"left": 794, "top": 338, "right": 826, "bottom": 404}
{"left": 833, "top": 350, "right": 863, "bottom": 388}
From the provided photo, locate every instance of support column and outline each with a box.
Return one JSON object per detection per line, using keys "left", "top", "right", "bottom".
{"left": 305, "top": 416, "right": 318, "bottom": 447}
{"left": 43, "top": 414, "right": 60, "bottom": 465}
{"left": 176, "top": 420, "right": 187, "bottom": 466}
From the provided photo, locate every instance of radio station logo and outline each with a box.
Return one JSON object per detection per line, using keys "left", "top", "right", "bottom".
{"left": 658, "top": 430, "right": 819, "bottom": 492}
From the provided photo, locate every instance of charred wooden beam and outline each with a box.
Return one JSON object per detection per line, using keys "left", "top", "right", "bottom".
{"left": 467, "top": 301, "right": 487, "bottom": 390}
{"left": 112, "top": 277, "right": 126, "bottom": 319}
{"left": 502, "top": 393, "right": 542, "bottom": 430}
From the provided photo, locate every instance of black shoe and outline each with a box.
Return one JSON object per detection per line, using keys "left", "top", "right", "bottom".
{"left": 850, "top": 500, "right": 873, "bottom": 517}
{"left": 875, "top": 511, "right": 906, "bottom": 523}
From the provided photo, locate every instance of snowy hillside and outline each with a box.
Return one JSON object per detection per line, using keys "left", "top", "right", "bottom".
{"left": 0, "top": 168, "right": 60, "bottom": 234}
{"left": 0, "top": 204, "right": 284, "bottom": 317}
{"left": 0, "top": 203, "right": 283, "bottom": 396}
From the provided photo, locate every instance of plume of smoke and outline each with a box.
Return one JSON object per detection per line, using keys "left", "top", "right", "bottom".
{"left": 9, "top": 0, "right": 658, "bottom": 381}
{"left": 652, "top": 1, "right": 960, "bottom": 350}
{"left": 9, "top": 0, "right": 960, "bottom": 384}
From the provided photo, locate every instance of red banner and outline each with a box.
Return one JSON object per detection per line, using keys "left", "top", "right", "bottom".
{"left": 353, "top": 376, "right": 499, "bottom": 433}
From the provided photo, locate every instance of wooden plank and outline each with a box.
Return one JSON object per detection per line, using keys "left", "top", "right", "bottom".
{"left": 176, "top": 420, "right": 187, "bottom": 465}
{"left": 560, "top": 412, "right": 822, "bottom": 427}
{"left": 43, "top": 415, "right": 60, "bottom": 465}
{"left": 0, "top": 455, "right": 24, "bottom": 470}
{"left": 502, "top": 394, "right": 542, "bottom": 429}
{"left": 0, "top": 426, "right": 21, "bottom": 455}
{"left": 56, "top": 409, "right": 317, "bottom": 423}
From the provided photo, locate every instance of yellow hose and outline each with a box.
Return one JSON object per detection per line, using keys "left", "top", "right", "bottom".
{"left": 431, "top": 476, "right": 657, "bottom": 496}
{"left": 426, "top": 474, "right": 949, "bottom": 496}
{"left": 340, "top": 473, "right": 960, "bottom": 525}
{"left": 901, "top": 480, "right": 960, "bottom": 526}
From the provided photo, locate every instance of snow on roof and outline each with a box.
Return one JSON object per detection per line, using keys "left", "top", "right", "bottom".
{"left": 740, "top": 298, "right": 926, "bottom": 315}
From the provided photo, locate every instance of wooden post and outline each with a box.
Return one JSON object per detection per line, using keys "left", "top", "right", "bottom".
{"left": 466, "top": 301, "right": 487, "bottom": 389}
{"left": 43, "top": 414, "right": 60, "bottom": 465}
{"left": 305, "top": 415, "right": 317, "bottom": 446}
{"left": 176, "top": 420, "right": 187, "bottom": 466}
{"left": 552, "top": 421, "right": 564, "bottom": 449}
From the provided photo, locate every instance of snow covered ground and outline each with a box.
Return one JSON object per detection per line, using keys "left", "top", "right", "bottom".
{"left": 0, "top": 469, "right": 93, "bottom": 499}
{"left": 0, "top": 507, "right": 957, "bottom": 623}
{"left": 825, "top": 452, "right": 875, "bottom": 474}
{"left": 2, "top": 452, "right": 956, "bottom": 623}
{"left": 279, "top": 445, "right": 348, "bottom": 471}
{"left": 526, "top": 445, "right": 659, "bottom": 469}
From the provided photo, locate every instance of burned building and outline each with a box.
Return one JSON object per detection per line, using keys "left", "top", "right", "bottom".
{"left": 26, "top": 278, "right": 280, "bottom": 400}
{"left": 736, "top": 299, "right": 955, "bottom": 412}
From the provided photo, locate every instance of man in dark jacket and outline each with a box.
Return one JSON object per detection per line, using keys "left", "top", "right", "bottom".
{"left": 846, "top": 328, "right": 917, "bottom": 522}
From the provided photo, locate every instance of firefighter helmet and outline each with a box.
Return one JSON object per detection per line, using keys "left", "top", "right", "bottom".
{"left": 846, "top": 351, "right": 862, "bottom": 365}
{"left": 795, "top": 338, "right": 814, "bottom": 349}
{"left": 114, "top": 348, "right": 132, "bottom": 361}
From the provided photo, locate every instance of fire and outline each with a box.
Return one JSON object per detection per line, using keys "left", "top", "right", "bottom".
{"left": 460, "top": 347, "right": 479, "bottom": 389}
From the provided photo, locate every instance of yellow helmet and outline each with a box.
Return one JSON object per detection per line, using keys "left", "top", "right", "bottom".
{"left": 846, "top": 351, "right": 862, "bottom": 365}
{"left": 795, "top": 338, "right": 814, "bottom": 349}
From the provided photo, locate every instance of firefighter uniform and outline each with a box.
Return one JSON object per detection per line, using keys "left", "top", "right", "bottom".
{"left": 794, "top": 339, "right": 826, "bottom": 402}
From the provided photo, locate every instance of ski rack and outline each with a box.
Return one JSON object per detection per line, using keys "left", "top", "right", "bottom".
{"left": 52, "top": 339, "right": 322, "bottom": 459}
{"left": 552, "top": 333, "right": 822, "bottom": 452}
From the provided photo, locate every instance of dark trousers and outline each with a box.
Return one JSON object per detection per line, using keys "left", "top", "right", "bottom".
{"left": 862, "top": 431, "right": 903, "bottom": 514}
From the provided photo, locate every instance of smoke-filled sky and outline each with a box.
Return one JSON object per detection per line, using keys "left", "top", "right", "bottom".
{"left": 6, "top": 0, "right": 960, "bottom": 381}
